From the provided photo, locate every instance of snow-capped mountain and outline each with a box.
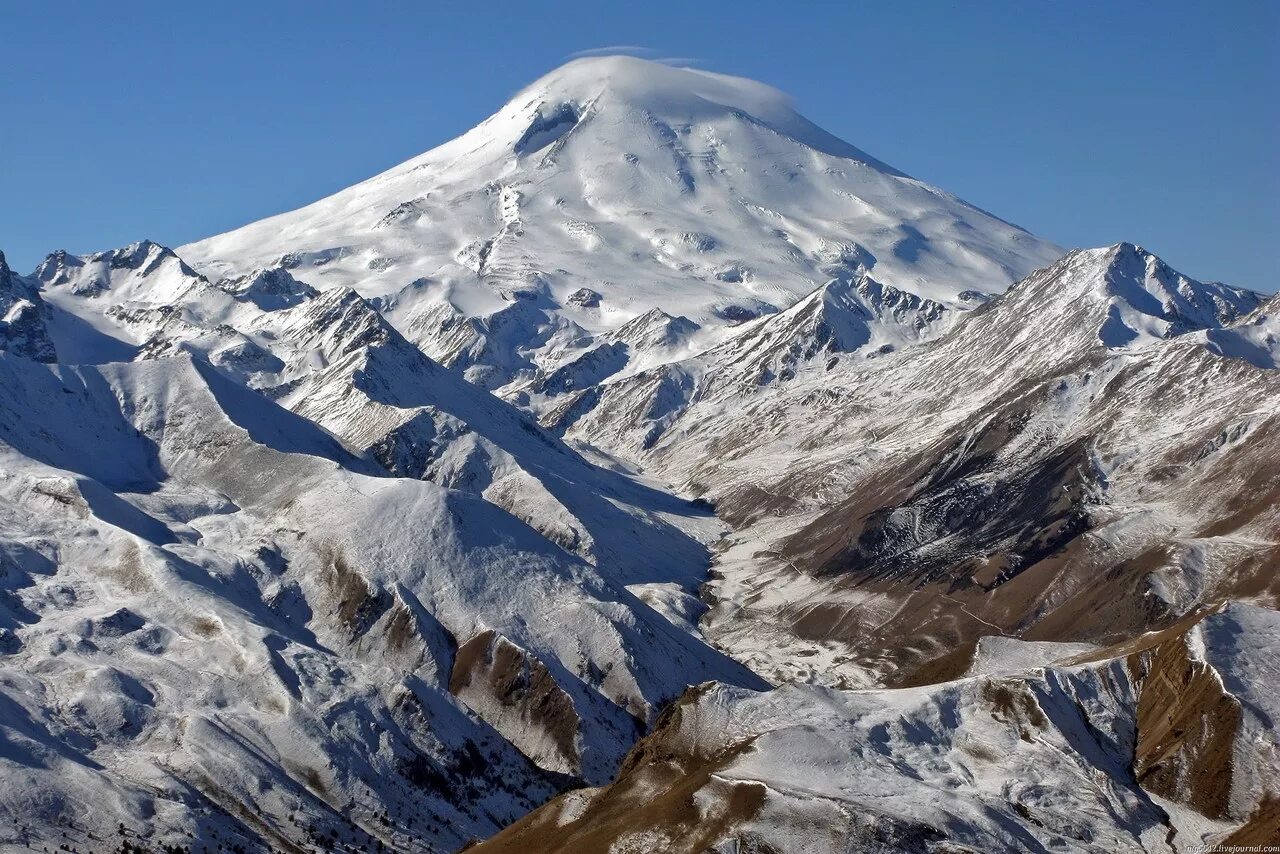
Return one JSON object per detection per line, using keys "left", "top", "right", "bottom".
{"left": 565, "top": 243, "right": 1276, "bottom": 692}
{"left": 179, "top": 56, "right": 1063, "bottom": 389}
{"left": 1, "top": 56, "right": 1276, "bottom": 853}
{"left": 0, "top": 332, "right": 762, "bottom": 852}
{"left": 2, "top": 234, "right": 768, "bottom": 851}
{"left": 0, "top": 251, "right": 57, "bottom": 363}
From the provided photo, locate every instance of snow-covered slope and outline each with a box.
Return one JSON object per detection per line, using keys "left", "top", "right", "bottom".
{"left": 1201, "top": 292, "right": 1280, "bottom": 369}
{"left": 0, "top": 345, "right": 765, "bottom": 851}
{"left": 547, "top": 244, "right": 1276, "bottom": 690}
{"left": 31, "top": 240, "right": 727, "bottom": 591}
{"left": 476, "top": 603, "right": 1280, "bottom": 853}
{"left": 1, "top": 225, "right": 773, "bottom": 851}
{"left": 179, "top": 56, "right": 1062, "bottom": 389}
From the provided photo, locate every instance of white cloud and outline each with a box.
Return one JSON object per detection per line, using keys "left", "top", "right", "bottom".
{"left": 652, "top": 56, "right": 702, "bottom": 67}
{"left": 566, "top": 45, "right": 655, "bottom": 59}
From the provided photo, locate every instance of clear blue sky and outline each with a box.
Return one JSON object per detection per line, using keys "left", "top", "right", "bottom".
{"left": 3, "top": 1, "right": 1276, "bottom": 292}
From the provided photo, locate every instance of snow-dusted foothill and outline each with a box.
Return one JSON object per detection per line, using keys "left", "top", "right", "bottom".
{"left": 477, "top": 604, "right": 1280, "bottom": 853}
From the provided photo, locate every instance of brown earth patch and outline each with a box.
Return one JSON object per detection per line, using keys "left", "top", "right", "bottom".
{"left": 982, "top": 680, "right": 1048, "bottom": 743}
{"left": 106, "top": 539, "right": 155, "bottom": 594}
{"left": 324, "top": 547, "right": 390, "bottom": 637}
{"left": 1222, "top": 794, "right": 1280, "bottom": 846}
{"left": 1065, "top": 606, "right": 1252, "bottom": 823}
{"left": 384, "top": 601, "right": 416, "bottom": 652}
{"left": 1129, "top": 627, "right": 1242, "bottom": 821}
{"left": 449, "top": 630, "right": 582, "bottom": 774}
{"left": 190, "top": 615, "right": 222, "bottom": 638}
{"left": 470, "top": 686, "right": 766, "bottom": 854}
{"left": 893, "top": 640, "right": 977, "bottom": 688}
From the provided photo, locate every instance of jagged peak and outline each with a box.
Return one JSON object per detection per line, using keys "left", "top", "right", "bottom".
{"left": 34, "top": 240, "right": 200, "bottom": 292}
{"left": 995, "top": 243, "right": 1262, "bottom": 351}
{"left": 780, "top": 272, "right": 948, "bottom": 327}
{"left": 0, "top": 249, "right": 57, "bottom": 363}
{"left": 97, "top": 239, "right": 181, "bottom": 270}
{"left": 33, "top": 249, "right": 88, "bottom": 286}
{"left": 708, "top": 272, "right": 953, "bottom": 388}
{"left": 0, "top": 251, "right": 22, "bottom": 297}
{"left": 294, "top": 283, "right": 375, "bottom": 318}
{"left": 0, "top": 251, "right": 34, "bottom": 302}
{"left": 217, "top": 266, "right": 318, "bottom": 311}
{"left": 283, "top": 285, "right": 397, "bottom": 354}
{"left": 616, "top": 306, "right": 698, "bottom": 332}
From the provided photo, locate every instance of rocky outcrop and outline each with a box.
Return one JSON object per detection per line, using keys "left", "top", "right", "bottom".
{"left": 0, "top": 251, "right": 56, "bottom": 362}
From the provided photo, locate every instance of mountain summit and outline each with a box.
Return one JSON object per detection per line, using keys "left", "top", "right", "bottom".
{"left": 499, "top": 56, "right": 904, "bottom": 168}
{"left": 180, "top": 56, "right": 1061, "bottom": 387}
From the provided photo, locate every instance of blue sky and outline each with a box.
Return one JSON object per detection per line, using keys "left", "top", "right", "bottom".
{"left": 3, "top": 1, "right": 1276, "bottom": 292}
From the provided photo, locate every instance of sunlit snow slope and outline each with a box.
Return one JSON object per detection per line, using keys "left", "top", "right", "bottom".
{"left": 180, "top": 56, "right": 1062, "bottom": 388}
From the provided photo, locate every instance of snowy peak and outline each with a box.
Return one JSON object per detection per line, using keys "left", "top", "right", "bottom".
{"left": 30, "top": 247, "right": 77, "bottom": 285}
{"left": 529, "top": 308, "right": 699, "bottom": 396}
{"left": 0, "top": 249, "right": 57, "bottom": 362}
{"left": 502, "top": 56, "right": 899, "bottom": 169}
{"left": 714, "top": 272, "right": 950, "bottom": 385}
{"left": 607, "top": 308, "right": 699, "bottom": 350}
{"left": 1094, "top": 242, "right": 1259, "bottom": 336}
{"left": 270, "top": 284, "right": 398, "bottom": 370}
{"left": 101, "top": 239, "right": 190, "bottom": 275}
{"left": 216, "top": 266, "right": 318, "bottom": 311}
{"left": 34, "top": 240, "right": 209, "bottom": 304}
{"left": 1003, "top": 242, "right": 1262, "bottom": 349}
{"left": 177, "top": 58, "right": 1064, "bottom": 390}
{"left": 35, "top": 240, "right": 182, "bottom": 285}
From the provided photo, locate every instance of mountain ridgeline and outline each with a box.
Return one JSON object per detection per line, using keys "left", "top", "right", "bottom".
{"left": 0, "top": 57, "right": 1276, "bottom": 852}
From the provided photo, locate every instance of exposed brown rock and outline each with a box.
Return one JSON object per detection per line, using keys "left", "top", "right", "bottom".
{"left": 469, "top": 685, "right": 767, "bottom": 854}
{"left": 378, "top": 601, "right": 412, "bottom": 651}
{"left": 1222, "top": 794, "right": 1280, "bottom": 846}
{"left": 981, "top": 680, "right": 1048, "bottom": 743}
{"left": 449, "top": 629, "right": 583, "bottom": 776}
{"left": 324, "top": 547, "right": 391, "bottom": 636}
{"left": 1066, "top": 606, "right": 1264, "bottom": 827}
{"left": 1128, "top": 627, "right": 1242, "bottom": 820}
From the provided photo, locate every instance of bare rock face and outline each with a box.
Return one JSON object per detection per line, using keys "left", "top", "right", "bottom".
{"left": 449, "top": 630, "right": 584, "bottom": 776}
{"left": 469, "top": 684, "right": 775, "bottom": 854}
{"left": 565, "top": 287, "right": 601, "bottom": 308}
{"left": 1130, "top": 626, "right": 1243, "bottom": 820}
{"left": 1116, "top": 604, "right": 1280, "bottom": 830}
{"left": 0, "top": 251, "right": 57, "bottom": 362}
